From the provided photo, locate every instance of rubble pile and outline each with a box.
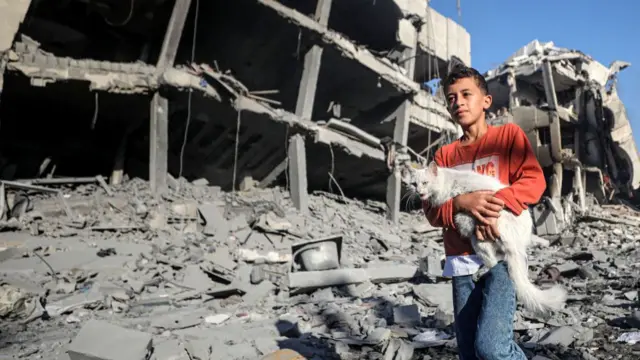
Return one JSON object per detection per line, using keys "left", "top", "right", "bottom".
{"left": 0, "top": 178, "right": 639, "bottom": 360}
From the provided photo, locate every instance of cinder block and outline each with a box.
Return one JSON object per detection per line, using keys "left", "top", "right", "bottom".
{"left": 67, "top": 319, "right": 152, "bottom": 360}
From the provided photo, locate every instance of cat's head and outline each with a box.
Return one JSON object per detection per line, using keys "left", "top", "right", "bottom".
{"left": 400, "top": 160, "right": 439, "bottom": 200}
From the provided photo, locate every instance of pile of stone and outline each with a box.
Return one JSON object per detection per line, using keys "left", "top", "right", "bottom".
{"left": 0, "top": 177, "right": 639, "bottom": 360}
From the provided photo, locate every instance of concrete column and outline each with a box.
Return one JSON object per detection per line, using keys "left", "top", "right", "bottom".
{"left": 386, "top": 41, "right": 417, "bottom": 223}
{"left": 541, "top": 60, "right": 563, "bottom": 200}
{"left": 287, "top": 0, "right": 332, "bottom": 213}
{"left": 149, "top": 0, "right": 192, "bottom": 195}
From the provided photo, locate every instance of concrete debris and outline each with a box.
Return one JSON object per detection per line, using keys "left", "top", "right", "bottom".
{"left": 67, "top": 319, "right": 153, "bottom": 360}
{"left": 0, "top": 180, "right": 636, "bottom": 359}
{"left": 0, "top": 0, "right": 638, "bottom": 359}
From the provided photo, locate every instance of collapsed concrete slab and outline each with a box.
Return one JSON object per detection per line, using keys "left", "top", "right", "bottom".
{"left": 2, "top": 38, "right": 388, "bottom": 193}
{"left": 0, "top": 0, "right": 466, "bottom": 225}
{"left": 7, "top": 39, "right": 159, "bottom": 93}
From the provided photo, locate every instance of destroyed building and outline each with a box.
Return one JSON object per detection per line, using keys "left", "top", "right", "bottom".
{"left": 2, "top": 1, "right": 640, "bottom": 360}
{"left": 484, "top": 40, "right": 640, "bottom": 236}
{"left": 0, "top": 0, "right": 469, "bottom": 224}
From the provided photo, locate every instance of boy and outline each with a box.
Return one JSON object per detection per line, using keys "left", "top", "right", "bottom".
{"left": 423, "top": 66, "right": 545, "bottom": 360}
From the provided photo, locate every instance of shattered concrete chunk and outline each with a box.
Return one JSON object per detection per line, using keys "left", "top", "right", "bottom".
{"left": 412, "top": 284, "right": 454, "bottom": 313}
{"left": 289, "top": 268, "right": 368, "bottom": 289}
{"left": 537, "top": 326, "right": 578, "bottom": 347}
{"left": 67, "top": 319, "right": 152, "bottom": 360}
{"left": 366, "top": 263, "right": 419, "bottom": 283}
{"left": 393, "top": 304, "right": 421, "bottom": 327}
{"left": 198, "top": 202, "right": 228, "bottom": 239}
{"left": 181, "top": 264, "right": 214, "bottom": 292}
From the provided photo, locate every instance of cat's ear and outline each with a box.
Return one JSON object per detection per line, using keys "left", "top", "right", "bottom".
{"left": 399, "top": 162, "right": 414, "bottom": 184}
{"left": 427, "top": 161, "right": 438, "bottom": 175}
{"left": 417, "top": 156, "right": 428, "bottom": 168}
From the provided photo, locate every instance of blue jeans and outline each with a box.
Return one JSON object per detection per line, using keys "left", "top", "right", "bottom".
{"left": 451, "top": 261, "right": 526, "bottom": 360}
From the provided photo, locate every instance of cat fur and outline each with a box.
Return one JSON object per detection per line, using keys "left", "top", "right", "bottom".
{"left": 401, "top": 161, "right": 567, "bottom": 315}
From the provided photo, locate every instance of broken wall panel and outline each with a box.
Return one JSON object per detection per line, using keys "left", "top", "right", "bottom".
{"left": 417, "top": 7, "right": 471, "bottom": 65}
{"left": 605, "top": 91, "right": 640, "bottom": 190}
{"left": 159, "top": 68, "right": 387, "bottom": 192}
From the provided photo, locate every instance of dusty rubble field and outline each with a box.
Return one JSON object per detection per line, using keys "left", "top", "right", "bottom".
{"left": 0, "top": 178, "right": 639, "bottom": 360}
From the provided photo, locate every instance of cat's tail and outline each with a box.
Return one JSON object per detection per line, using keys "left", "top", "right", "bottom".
{"left": 502, "top": 232, "right": 567, "bottom": 315}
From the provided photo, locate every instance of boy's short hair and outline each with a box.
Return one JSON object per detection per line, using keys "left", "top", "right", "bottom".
{"left": 442, "top": 65, "right": 489, "bottom": 95}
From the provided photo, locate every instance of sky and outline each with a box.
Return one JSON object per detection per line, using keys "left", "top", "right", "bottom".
{"left": 429, "top": 0, "right": 639, "bottom": 143}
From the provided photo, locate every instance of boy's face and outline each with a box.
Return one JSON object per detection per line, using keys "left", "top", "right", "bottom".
{"left": 445, "top": 77, "right": 492, "bottom": 127}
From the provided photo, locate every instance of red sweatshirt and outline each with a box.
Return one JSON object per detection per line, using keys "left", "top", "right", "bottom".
{"left": 423, "top": 123, "right": 546, "bottom": 257}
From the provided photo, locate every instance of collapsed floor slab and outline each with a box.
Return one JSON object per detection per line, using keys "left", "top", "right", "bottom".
{"left": 0, "top": 0, "right": 468, "bottom": 223}
{"left": 1, "top": 41, "right": 392, "bottom": 197}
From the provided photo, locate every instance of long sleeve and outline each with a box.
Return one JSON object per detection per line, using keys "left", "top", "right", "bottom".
{"left": 423, "top": 149, "right": 456, "bottom": 229}
{"left": 493, "top": 124, "right": 546, "bottom": 215}
{"left": 423, "top": 198, "right": 456, "bottom": 229}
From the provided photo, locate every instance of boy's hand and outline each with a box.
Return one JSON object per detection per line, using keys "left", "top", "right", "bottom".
{"left": 475, "top": 218, "right": 500, "bottom": 241}
{"left": 453, "top": 191, "right": 505, "bottom": 225}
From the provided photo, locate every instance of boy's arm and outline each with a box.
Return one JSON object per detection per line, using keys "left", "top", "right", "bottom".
{"left": 493, "top": 124, "right": 546, "bottom": 215}
{"left": 423, "top": 149, "right": 456, "bottom": 229}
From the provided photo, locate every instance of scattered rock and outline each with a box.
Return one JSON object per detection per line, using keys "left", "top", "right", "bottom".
{"left": 0, "top": 180, "right": 638, "bottom": 360}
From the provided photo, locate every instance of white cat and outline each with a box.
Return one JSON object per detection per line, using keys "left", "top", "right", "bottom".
{"left": 401, "top": 161, "right": 567, "bottom": 315}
